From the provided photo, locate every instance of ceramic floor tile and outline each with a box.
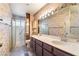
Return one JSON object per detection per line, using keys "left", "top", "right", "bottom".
{"left": 10, "top": 45, "right": 34, "bottom": 56}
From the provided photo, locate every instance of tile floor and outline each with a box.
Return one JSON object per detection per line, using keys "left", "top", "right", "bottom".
{"left": 10, "top": 40, "right": 35, "bottom": 56}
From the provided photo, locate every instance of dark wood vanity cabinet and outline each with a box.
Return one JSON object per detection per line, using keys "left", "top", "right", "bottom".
{"left": 43, "top": 42, "right": 53, "bottom": 52}
{"left": 43, "top": 42, "right": 54, "bottom": 56}
{"left": 53, "top": 47, "right": 74, "bottom": 56}
{"left": 30, "top": 37, "right": 74, "bottom": 56}
{"left": 36, "top": 44, "right": 42, "bottom": 56}
{"left": 36, "top": 39, "right": 43, "bottom": 56}
{"left": 30, "top": 37, "right": 36, "bottom": 52}
{"left": 43, "top": 49, "right": 53, "bottom": 56}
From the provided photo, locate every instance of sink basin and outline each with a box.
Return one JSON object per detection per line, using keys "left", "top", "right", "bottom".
{"left": 52, "top": 41, "right": 65, "bottom": 45}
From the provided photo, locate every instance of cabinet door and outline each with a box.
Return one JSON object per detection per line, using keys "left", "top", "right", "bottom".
{"left": 30, "top": 38, "right": 36, "bottom": 52}
{"left": 53, "top": 48, "right": 73, "bottom": 56}
{"left": 43, "top": 49, "right": 53, "bottom": 56}
{"left": 32, "top": 41, "right": 36, "bottom": 52}
{"left": 43, "top": 43, "right": 52, "bottom": 52}
{"left": 36, "top": 44, "right": 42, "bottom": 56}
{"left": 36, "top": 39, "right": 42, "bottom": 46}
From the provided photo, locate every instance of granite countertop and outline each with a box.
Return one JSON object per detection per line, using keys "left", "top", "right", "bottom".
{"left": 32, "top": 34, "right": 79, "bottom": 56}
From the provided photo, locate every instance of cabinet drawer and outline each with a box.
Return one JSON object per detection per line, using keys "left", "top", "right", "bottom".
{"left": 36, "top": 44, "right": 42, "bottom": 56}
{"left": 36, "top": 40, "right": 42, "bottom": 46}
{"left": 53, "top": 48, "right": 73, "bottom": 56}
{"left": 43, "top": 43, "right": 52, "bottom": 52}
{"left": 43, "top": 49, "right": 53, "bottom": 56}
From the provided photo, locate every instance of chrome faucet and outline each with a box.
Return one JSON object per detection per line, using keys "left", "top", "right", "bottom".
{"left": 61, "top": 33, "right": 68, "bottom": 42}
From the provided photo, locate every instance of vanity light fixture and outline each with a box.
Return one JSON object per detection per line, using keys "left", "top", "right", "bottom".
{"left": 39, "top": 16, "right": 42, "bottom": 20}
{"left": 48, "top": 9, "right": 52, "bottom": 13}
{"left": 26, "top": 22, "right": 29, "bottom": 26}
{"left": 42, "top": 16, "right": 44, "bottom": 19}
{"left": 43, "top": 16, "right": 45, "bottom": 19}
{"left": 44, "top": 15, "right": 47, "bottom": 18}
{"left": 39, "top": 9, "right": 54, "bottom": 20}
{"left": 44, "top": 11, "right": 48, "bottom": 18}
{"left": 51, "top": 11, "right": 54, "bottom": 15}
{"left": 40, "top": 17, "right": 42, "bottom": 19}
{"left": 47, "top": 13, "right": 50, "bottom": 16}
{"left": 41, "top": 16, "right": 44, "bottom": 19}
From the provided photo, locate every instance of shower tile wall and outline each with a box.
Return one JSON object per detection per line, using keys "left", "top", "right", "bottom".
{"left": 0, "top": 4, "right": 12, "bottom": 56}
{"left": 0, "top": 23, "right": 11, "bottom": 55}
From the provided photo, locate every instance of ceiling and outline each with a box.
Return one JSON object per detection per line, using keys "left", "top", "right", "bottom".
{"left": 10, "top": 3, "right": 47, "bottom": 17}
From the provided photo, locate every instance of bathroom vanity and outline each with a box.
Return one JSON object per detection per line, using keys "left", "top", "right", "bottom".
{"left": 30, "top": 5, "right": 79, "bottom": 56}
{"left": 30, "top": 35, "right": 79, "bottom": 56}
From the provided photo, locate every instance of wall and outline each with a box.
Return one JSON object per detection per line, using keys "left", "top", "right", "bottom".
{"left": 30, "top": 14, "right": 34, "bottom": 36}
{"left": 0, "top": 4, "right": 12, "bottom": 55}
{"left": 68, "top": 5, "right": 79, "bottom": 39}
{"left": 32, "top": 18, "right": 38, "bottom": 34}
{"left": 34, "top": 3, "right": 62, "bottom": 20}
{"left": 46, "top": 7, "right": 69, "bottom": 36}
{"left": 34, "top": 4, "right": 79, "bottom": 42}
{"left": 34, "top": 3, "right": 63, "bottom": 34}
{"left": 25, "top": 14, "right": 34, "bottom": 38}
{"left": 37, "top": 5, "right": 71, "bottom": 37}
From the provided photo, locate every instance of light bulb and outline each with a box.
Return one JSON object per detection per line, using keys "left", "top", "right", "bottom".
{"left": 51, "top": 11, "right": 54, "bottom": 15}
{"left": 45, "top": 15, "right": 47, "bottom": 18}
{"left": 26, "top": 23, "right": 29, "bottom": 26}
{"left": 47, "top": 13, "right": 50, "bottom": 16}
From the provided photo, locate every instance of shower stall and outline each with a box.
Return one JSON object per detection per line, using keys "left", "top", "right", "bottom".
{"left": 11, "top": 16, "right": 26, "bottom": 49}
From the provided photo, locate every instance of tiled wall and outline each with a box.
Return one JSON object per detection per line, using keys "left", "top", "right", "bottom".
{"left": 0, "top": 4, "right": 12, "bottom": 56}
{"left": 47, "top": 8, "right": 69, "bottom": 36}
{"left": 34, "top": 4, "right": 79, "bottom": 41}
{"left": 0, "top": 23, "right": 11, "bottom": 55}
{"left": 34, "top": 3, "right": 63, "bottom": 34}
{"left": 69, "top": 5, "right": 79, "bottom": 39}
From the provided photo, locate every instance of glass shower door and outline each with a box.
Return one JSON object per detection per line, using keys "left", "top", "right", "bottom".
{"left": 15, "top": 19, "right": 21, "bottom": 47}
{"left": 12, "top": 18, "right": 25, "bottom": 48}
{"left": 16, "top": 19, "right": 25, "bottom": 47}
